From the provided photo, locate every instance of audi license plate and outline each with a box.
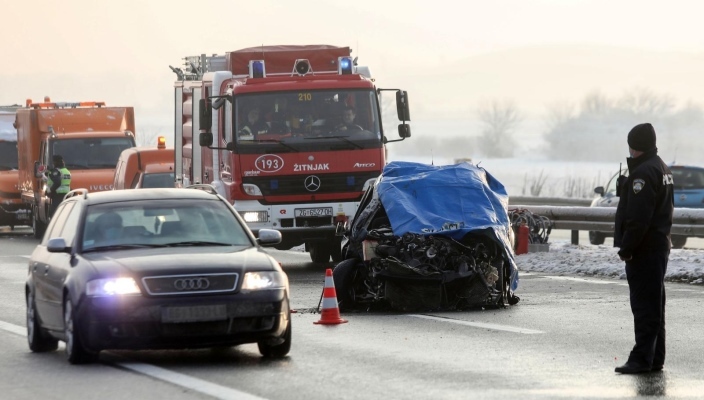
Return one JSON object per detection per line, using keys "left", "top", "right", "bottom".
{"left": 161, "top": 304, "right": 227, "bottom": 323}
{"left": 295, "top": 207, "right": 333, "bottom": 217}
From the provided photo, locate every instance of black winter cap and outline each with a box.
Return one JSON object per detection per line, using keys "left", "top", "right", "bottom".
{"left": 627, "top": 123, "right": 656, "bottom": 151}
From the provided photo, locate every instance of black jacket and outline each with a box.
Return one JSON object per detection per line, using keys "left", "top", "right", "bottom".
{"left": 614, "top": 149, "right": 674, "bottom": 258}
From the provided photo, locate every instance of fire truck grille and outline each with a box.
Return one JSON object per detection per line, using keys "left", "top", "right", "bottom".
{"left": 243, "top": 172, "right": 378, "bottom": 197}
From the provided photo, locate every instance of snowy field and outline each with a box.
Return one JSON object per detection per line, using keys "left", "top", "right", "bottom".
{"left": 519, "top": 239, "right": 704, "bottom": 285}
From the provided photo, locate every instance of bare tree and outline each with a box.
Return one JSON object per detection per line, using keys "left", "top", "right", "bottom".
{"left": 544, "top": 100, "right": 576, "bottom": 130}
{"left": 135, "top": 127, "right": 164, "bottom": 147}
{"left": 580, "top": 91, "right": 611, "bottom": 116}
{"left": 617, "top": 87, "right": 674, "bottom": 116}
{"left": 477, "top": 99, "right": 521, "bottom": 157}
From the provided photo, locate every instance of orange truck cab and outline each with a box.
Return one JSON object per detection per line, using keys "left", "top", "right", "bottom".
{"left": 113, "top": 136, "right": 175, "bottom": 189}
{"left": 0, "top": 105, "right": 31, "bottom": 229}
{"left": 16, "top": 98, "right": 137, "bottom": 238}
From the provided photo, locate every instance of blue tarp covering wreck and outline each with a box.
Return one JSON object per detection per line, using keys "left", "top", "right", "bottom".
{"left": 375, "top": 161, "right": 519, "bottom": 290}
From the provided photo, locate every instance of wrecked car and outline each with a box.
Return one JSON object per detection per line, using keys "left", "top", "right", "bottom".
{"left": 333, "top": 161, "right": 520, "bottom": 312}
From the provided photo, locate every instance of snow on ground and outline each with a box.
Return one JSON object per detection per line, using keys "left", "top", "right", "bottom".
{"left": 518, "top": 240, "right": 704, "bottom": 285}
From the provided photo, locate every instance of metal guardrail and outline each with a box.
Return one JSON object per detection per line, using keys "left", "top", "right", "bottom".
{"left": 508, "top": 204, "right": 704, "bottom": 239}
{"left": 509, "top": 196, "right": 593, "bottom": 207}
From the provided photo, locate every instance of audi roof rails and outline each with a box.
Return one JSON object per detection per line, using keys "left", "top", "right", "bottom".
{"left": 64, "top": 188, "right": 89, "bottom": 200}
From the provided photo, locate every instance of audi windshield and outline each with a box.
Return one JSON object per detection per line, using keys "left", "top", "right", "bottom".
{"left": 81, "top": 199, "right": 253, "bottom": 252}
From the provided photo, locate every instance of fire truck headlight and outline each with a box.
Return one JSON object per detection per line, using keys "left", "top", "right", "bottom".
{"left": 243, "top": 184, "right": 263, "bottom": 196}
{"left": 240, "top": 211, "right": 268, "bottom": 223}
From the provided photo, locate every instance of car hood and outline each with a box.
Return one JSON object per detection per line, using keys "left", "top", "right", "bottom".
{"left": 81, "top": 246, "right": 277, "bottom": 277}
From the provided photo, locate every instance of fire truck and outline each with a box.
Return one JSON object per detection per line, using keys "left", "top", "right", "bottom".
{"left": 16, "top": 98, "right": 137, "bottom": 238}
{"left": 171, "top": 45, "right": 411, "bottom": 262}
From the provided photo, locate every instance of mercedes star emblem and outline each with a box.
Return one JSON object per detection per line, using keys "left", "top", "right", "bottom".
{"left": 304, "top": 175, "right": 321, "bottom": 192}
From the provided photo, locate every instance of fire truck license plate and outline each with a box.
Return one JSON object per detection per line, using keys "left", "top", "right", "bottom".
{"left": 294, "top": 207, "right": 333, "bottom": 217}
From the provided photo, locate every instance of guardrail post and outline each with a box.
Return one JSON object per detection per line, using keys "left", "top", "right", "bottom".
{"left": 571, "top": 230, "right": 579, "bottom": 245}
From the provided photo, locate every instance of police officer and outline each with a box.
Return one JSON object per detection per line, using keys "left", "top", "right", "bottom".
{"left": 614, "top": 123, "right": 673, "bottom": 374}
{"left": 47, "top": 155, "right": 71, "bottom": 218}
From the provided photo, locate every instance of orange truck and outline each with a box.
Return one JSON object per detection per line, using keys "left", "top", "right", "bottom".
{"left": 0, "top": 105, "right": 32, "bottom": 229}
{"left": 113, "top": 136, "right": 176, "bottom": 189}
{"left": 16, "top": 98, "right": 137, "bottom": 237}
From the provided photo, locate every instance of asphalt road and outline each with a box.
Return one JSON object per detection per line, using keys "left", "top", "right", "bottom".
{"left": 1, "top": 227, "right": 703, "bottom": 399}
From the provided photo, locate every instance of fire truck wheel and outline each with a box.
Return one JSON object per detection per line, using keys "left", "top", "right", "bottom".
{"left": 309, "top": 243, "right": 331, "bottom": 263}
{"left": 330, "top": 237, "right": 343, "bottom": 262}
{"left": 32, "top": 207, "right": 46, "bottom": 239}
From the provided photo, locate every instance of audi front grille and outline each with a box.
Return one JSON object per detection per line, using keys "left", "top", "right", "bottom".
{"left": 142, "top": 273, "right": 239, "bottom": 296}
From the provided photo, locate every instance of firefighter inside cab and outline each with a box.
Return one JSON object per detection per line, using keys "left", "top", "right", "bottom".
{"left": 45, "top": 154, "right": 71, "bottom": 218}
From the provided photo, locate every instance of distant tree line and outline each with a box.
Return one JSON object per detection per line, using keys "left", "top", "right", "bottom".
{"left": 543, "top": 88, "right": 704, "bottom": 163}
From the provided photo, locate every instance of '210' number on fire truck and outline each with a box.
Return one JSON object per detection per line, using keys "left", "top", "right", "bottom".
{"left": 254, "top": 154, "right": 284, "bottom": 173}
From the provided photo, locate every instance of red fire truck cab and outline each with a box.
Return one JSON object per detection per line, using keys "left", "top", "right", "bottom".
{"left": 172, "top": 45, "right": 411, "bottom": 263}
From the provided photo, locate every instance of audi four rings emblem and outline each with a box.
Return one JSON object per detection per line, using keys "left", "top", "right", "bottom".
{"left": 173, "top": 278, "right": 211, "bottom": 290}
{"left": 304, "top": 175, "right": 321, "bottom": 192}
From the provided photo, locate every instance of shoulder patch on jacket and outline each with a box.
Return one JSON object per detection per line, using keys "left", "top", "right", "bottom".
{"left": 633, "top": 178, "right": 645, "bottom": 194}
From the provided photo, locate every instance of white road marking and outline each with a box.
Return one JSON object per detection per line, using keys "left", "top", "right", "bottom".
{"left": 0, "top": 320, "right": 25, "bottom": 336}
{"left": 0, "top": 320, "right": 268, "bottom": 400}
{"left": 541, "top": 276, "right": 624, "bottom": 285}
{"left": 408, "top": 314, "right": 544, "bottom": 334}
{"left": 114, "top": 360, "right": 269, "bottom": 400}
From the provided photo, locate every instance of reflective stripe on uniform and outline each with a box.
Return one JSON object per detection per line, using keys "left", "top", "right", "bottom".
{"left": 57, "top": 167, "right": 71, "bottom": 194}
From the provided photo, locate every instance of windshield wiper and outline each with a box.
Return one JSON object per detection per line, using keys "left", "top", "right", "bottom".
{"left": 163, "top": 241, "right": 233, "bottom": 247}
{"left": 253, "top": 139, "right": 299, "bottom": 152}
{"left": 83, "top": 244, "right": 167, "bottom": 252}
{"left": 303, "top": 135, "right": 363, "bottom": 149}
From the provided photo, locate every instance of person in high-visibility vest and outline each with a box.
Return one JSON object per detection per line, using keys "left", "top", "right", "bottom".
{"left": 47, "top": 154, "right": 71, "bottom": 218}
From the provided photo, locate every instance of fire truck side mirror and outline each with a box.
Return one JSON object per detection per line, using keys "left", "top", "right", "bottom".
{"left": 398, "top": 124, "right": 411, "bottom": 139}
{"left": 34, "top": 161, "right": 43, "bottom": 178}
{"left": 396, "top": 90, "right": 411, "bottom": 122}
{"left": 199, "top": 99, "right": 212, "bottom": 131}
{"left": 199, "top": 132, "right": 213, "bottom": 147}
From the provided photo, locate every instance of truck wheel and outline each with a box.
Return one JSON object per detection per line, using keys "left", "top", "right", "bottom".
{"left": 330, "top": 237, "right": 343, "bottom": 262}
{"left": 309, "top": 243, "right": 331, "bottom": 263}
{"left": 671, "top": 235, "right": 687, "bottom": 249}
{"left": 588, "top": 231, "right": 605, "bottom": 245}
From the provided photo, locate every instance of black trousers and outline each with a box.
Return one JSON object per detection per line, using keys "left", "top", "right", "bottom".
{"left": 625, "top": 247, "right": 668, "bottom": 366}
{"left": 49, "top": 194, "right": 65, "bottom": 218}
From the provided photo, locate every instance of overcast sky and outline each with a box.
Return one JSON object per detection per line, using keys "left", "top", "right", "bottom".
{"left": 2, "top": 0, "right": 704, "bottom": 135}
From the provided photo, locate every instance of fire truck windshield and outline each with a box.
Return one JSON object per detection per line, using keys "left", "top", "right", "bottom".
{"left": 0, "top": 141, "right": 18, "bottom": 170}
{"left": 50, "top": 137, "right": 135, "bottom": 170}
{"left": 232, "top": 89, "right": 382, "bottom": 153}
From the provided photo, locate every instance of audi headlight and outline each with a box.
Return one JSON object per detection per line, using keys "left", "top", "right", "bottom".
{"left": 241, "top": 271, "right": 287, "bottom": 290}
{"left": 86, "top": 278, "right": 142, "bottom": 297}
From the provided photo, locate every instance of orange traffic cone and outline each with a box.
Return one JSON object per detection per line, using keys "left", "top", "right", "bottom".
{"left": 314, "top": 268, "right": 348, "bottom": 325}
